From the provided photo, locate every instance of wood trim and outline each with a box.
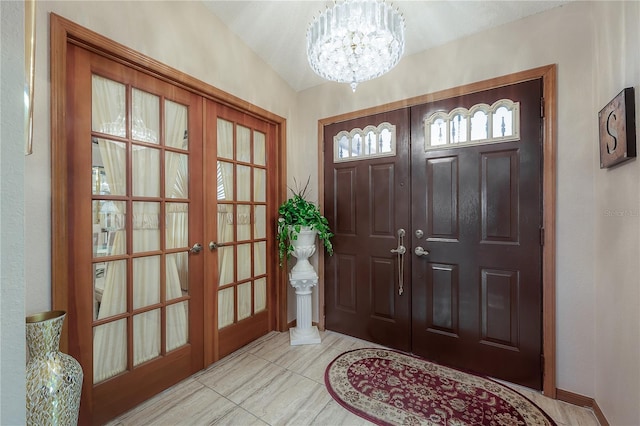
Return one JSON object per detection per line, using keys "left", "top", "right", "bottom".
{"left": 50, "top": 12, "right": 288, "bottom": 351}
{"left": 276, "top": 121, "right": 288, "bottom": 332}
{"left": 317, "top": 121, "right": 326, "bottom": 331}
{"left": 541, "top": 65, "right": 557, "bottom": 399}
{"left": 556, "top": 389, "right": 610, "bottom": 426}
{"left": 592, "top": 398, "right": 610, "bottom": 426}
{"left": 316, "top": 64, "right": 557, "bottom": 396}
{"left": 50, "top": 12, "right": 71, "bottom": 353}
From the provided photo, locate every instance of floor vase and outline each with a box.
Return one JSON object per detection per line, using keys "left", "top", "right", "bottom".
{"left": 26, "top": 310, "right": 83, "bottom": 426}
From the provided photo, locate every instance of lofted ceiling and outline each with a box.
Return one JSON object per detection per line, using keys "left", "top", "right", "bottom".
{"left": 202, "top": 1, "right": 569, "bottom": 92}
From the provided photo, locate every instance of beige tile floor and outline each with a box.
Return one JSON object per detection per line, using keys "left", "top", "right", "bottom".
{"left": 107, "top": 331, "right": 600, "bottom": 426}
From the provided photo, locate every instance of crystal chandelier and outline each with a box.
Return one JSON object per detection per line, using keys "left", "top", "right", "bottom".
{"left": 306, "top": 0, "right": 405, "bottom": 92}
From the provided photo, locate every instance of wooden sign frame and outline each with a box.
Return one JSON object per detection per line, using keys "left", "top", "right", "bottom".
{"left": 599, "top": 87, "right": 636, "bottom": 168}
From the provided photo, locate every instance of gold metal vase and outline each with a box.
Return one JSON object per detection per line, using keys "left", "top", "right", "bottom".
{"left": 26, "top": 310, "right": 83, "bottom": 426}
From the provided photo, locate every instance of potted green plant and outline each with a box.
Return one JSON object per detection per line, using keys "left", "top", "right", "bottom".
{"left": 277, "top": 178, "right": 334, "bottom": 266}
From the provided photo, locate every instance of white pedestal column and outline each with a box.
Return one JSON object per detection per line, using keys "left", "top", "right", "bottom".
{"left": 289, "top": 271, "right": 321, "bottom": 345}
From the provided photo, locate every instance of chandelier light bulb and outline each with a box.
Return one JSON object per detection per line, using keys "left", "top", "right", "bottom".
{"left": 306, "top": 0, "right": 405, "bottom": 92}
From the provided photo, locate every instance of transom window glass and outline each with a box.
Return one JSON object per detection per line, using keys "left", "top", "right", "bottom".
{"left": 425, "top": 99, "right": 520, "bottom": 150}
{"left": 333, "top": 122, "right": 397, "bottom": 162}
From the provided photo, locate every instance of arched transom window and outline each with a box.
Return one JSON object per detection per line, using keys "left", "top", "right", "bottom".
{"left": 333, "top": 122, "right": 396, "bottom": 162}
{"left": 425, "top": 99, "right": 520, "bottom": 149}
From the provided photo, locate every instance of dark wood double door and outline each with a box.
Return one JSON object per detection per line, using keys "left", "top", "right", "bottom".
{"left": 324, "top": 79, "right": 543, "bottom": 389}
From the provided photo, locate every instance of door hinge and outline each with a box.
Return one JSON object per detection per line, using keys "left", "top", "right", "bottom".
{"left": 540, "top": 97, "right": 545, "bottom": 118}
{"left": 540, "top": 227, "right": 545, "bottom": 246}
{"left": 541, "top": 354, "right": 545, "bottom": 371}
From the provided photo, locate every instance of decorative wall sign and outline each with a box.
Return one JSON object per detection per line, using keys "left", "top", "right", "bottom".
{"left": 599, "top": 87, "right": 636, "bottom": 168}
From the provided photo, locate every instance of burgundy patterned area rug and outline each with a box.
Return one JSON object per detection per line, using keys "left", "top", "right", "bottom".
{"left": 325, "top": 348, "right": 556, "bottom": 426}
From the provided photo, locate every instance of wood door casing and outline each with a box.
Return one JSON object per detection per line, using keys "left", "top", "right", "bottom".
{"left": 318, "top": 66, "right": 556, "bottom": 396}
{"left": 410, "top": 79, "right": 543, "bottom": 389}
{"left": 323, "top": 78, "right": 544, "bottom": 390}
{"left": 324, "top": 109, "right": 412, "bottom": 351}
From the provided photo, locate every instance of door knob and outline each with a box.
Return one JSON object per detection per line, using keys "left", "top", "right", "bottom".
{"left": 209, "top": 241, "right": 228, "bottom": 251}
{"left": 189, "top": 243, "right": 203, "bottom": 253}
{"left": 414, "top": 246, "right": 429, "bottom": 257}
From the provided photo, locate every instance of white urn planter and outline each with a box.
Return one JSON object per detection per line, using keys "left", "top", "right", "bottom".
{"left": 290, "top": 226, "right": 318, "bottom": 276}
{"left": 289, "top": 226, "right": 321, "bottom": 345}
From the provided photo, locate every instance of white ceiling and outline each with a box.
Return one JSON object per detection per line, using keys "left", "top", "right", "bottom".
{"left": 202, "top": 1, "right": 569, "bottom": 92}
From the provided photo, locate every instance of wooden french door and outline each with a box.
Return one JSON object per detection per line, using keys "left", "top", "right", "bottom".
{"left": 54, "top": 17, "right": 283, "bottom": 424}
{"left": 324, "top": 79, "right": 543, "bottom": 389}
{"left": 66, "top": 44, "right": 205, "bottom": 424}
{"left": 206, "top": 102, "right": 278, "bottom": 360}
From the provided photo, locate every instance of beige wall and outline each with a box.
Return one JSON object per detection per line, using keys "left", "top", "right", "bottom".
{"left": 3, "top": 0, "right": 638, "bottom": 424}
{"left": 592, "top": 2, "right": 640, "bottom": 425}
{"left": 295, "top": 2, "right": 638, "bottom": 424}
{"left": 0, "top": 1, "right": 27, "bottom": 423}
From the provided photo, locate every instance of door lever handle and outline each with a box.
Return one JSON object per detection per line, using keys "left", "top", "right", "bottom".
{"left": 414, "top": 246, "right": 429, "bottom": 257}
{"left": 189, "top": 243, "right": 203, "bottom": 253}
{"left": 391, "top": 228, "right": 406, "bottom": 295}
{"left": 390, "top": 245, "right": 406, "bottom": 255}
{"left": 209, "top": 241, "right": 228, "bottom": 251}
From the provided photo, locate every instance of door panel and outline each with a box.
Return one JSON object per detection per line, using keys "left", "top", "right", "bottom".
{"left": 67, "top": 44, "right": 204, "bottom": 424}
{"left": 426, "top": 156, "right": 459, "bottom": 239}
{"left": 324, "top": 109, "right": 411, "bottom": 351}
{"left": 206, "top": 102, "right": 278, "bottom": 360}
{"left": 411, "top": 79, "right": 543, "bottom": 389}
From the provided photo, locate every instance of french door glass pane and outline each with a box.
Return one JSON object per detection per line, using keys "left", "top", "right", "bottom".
{"left": 218, "top": 247, "right": 234, "bottom": 286}
{"left": 237, "top": 244, "right": 252, "bottom": 281}
{"left": 217, "top": 118, "right": 234, "bottom": 159}
{"left": 93, "top": 201, "right": 126, "bottom": 257}
{"left": 93, "top": 259, "right": 127, "bottom": 320}
{"left": 165, "top": 152, "right": 188, "bottom": 199}
{"left": 236, "top": 125, "right": 251, "bottom": 163}
{"left": 237, "top": 205, "right": 251, "bottom": 241}
{"left": 218, "top": 206, "right": 234, "bottom": 243}
{"left": 254, "top": 131, "right": 265, "bottom": 166}
{"left": 132, "top": 146, "right": 160, "bottom": 197}
{"left": 92, "top": 75, "right": 125, "bottom": 137}
{"left": 255, "top": 278, "right": 266, "bottom": 312}
{"left": 166, "top": 203, "right": 188, "bottom": 249}
{"left": 133, "top": 256, "right": 160, "bottom": 309}
{"left": 93, "top": 319, "right": 127, "bottom": 383}
{"left": 217, "top": 161, "right": 234, "bottom": 201}
{"left": 166, "top": 252, "right": 188, "bottom": 298}
{"left": 218, "top": 287, "right": 234, "bottom": 328}
{"left": 132, "top": 202, "right": 160, "bottom": 253}
{"left": 167, "top": 302, "right": 189, "bottom": 351}
{"left": 165, "top": 100, "right": 188, "bottom": 149}
{"left": 237, "top": 165, "right": 251, "bottom": 201}
{"left": 92, "top": 139, "right": 126, "bottom": 196}
{"left": 237, "top": 282, "right": 252, "bottom": 321}
{"left": 131, "top": 88, "right": 159, "bottom": 144}
{"left": 254, "top": 242, "right": 266, "bottom": 276}
{"left": 133, "top": 309, "right": 160, "bottom": 366}
{"left": 254, "top": 168, "right": 266, "bottom": 202}
{"left": 254, "top": 205, "right": 266, "bottom": 239}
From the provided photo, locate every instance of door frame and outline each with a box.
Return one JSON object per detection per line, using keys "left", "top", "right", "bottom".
{"left": 50, "top": 13, "right": 290, "bottom": 365}
{"left": 317, "top": 65, "right": 557, "bottom": 397}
